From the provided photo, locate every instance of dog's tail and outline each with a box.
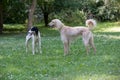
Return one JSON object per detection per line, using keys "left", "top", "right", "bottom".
{"left": 86, "top": 19, "right": 96, "bottom": 30}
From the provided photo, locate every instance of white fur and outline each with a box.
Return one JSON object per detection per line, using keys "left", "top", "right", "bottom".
{"left": 25, "top": 31, "right": 42, "bottom": 55}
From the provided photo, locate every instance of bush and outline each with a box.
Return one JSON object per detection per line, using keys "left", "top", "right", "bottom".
{"left": 95, "top": 0, "right": 120, "bottom": 21}
{"left": 3, "top": 1, "right": 27, "bottom": 24}
{"left": 97, "top": 6, "right": 120, "bottom": 21}
{"left": 49, "top": 9, "right": 86, "bottom": 26}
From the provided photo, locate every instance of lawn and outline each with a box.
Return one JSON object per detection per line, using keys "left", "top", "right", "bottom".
{"left": 0, "top": 22, "right": 120, "bottom": 80}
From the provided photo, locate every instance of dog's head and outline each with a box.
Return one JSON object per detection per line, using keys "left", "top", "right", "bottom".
{"left": 48, "top": 19, "right": 64, "bottom": 30}
{"left": 26, "top": 27, "right": 39, "bottom": 40}
{"left": 28, "top": 26, "right": 38, "bottom": 35}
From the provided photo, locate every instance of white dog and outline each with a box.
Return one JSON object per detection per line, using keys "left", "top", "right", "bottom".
{"left": 25, "top": 27, "right": 42, "bottom": 55}
{"left": 48, "top": 19, "right": 96, "bottom": 56}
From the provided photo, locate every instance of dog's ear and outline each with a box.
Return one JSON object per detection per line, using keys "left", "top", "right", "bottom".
{"left": 55, "top": 19, "right": 64, "bottom": 28}
{"left": 29, "top": 27, "right": 38, "bottom": 35}
{"left": 53, "top": 20, "right": 57, "bottom": 27}
{"left": 35, "top": 28, "right": 38, "bottom": 35}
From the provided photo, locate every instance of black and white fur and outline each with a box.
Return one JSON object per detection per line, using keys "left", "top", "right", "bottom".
{"left": 25, "top": 27, "right": 42, "bottom": 55}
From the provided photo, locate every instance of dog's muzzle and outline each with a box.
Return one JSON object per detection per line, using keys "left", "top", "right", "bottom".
{"left": 26, "top": 32, "right": 32, "bottom": 41}
{"left": 48, "top": 23, "right": 54, "bottom": 28}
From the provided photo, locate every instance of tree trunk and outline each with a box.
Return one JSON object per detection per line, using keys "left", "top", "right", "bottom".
{"left": 43, "top": 12, "right": 48, "bottom": 27}
{"left": 27, "top": 0, "right": 37, "bottom": 30}
{"left": 0, "top": 1, "right": 3, "bottom": 34}
{"left": 104, "top": 0, "right": 109, "bottom": 6}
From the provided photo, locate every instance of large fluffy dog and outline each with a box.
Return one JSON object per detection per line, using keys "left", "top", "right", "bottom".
{"left": 25, "top": 27, "right": 42, "bottom": 55}
{"left": 48, "top": 19, "right": 96, "bottom": 56}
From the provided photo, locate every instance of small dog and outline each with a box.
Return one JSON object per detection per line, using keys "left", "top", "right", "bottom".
{"left": 25, "top": 26, "right": 42, "bottom": 55}
{"left": 48, "top": 19, "right": 96, "bottom": 56}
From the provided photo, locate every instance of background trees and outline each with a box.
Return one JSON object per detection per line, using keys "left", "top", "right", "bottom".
{"left": 3, "top": 0, "right": 27, "bottom": 24}
{"left": 0, "top": 0, "right": 120, "bottom": 33}
{"left": 96, "top": 0, "right": 120, "bottom": 21}
{"left": 37, "top": 0, "right": 54, "bottom": 27}
{"left": 0, "top": 0, "right": 3, "bottom": 33}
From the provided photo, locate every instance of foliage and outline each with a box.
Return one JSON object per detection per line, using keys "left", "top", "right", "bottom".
{"left": 3, "top": 0, "right": 27, "bottom": 24}
{"left": 96, "top": 0, "right": 120, "bottom": 21}
{"left": 0, "top": 0, "right": 3, "bottom": 33}
{"left": 37, "top": 0, "right": 54, "bottom": 26}
{"left": 2, "top": 0, "right": 120, "bottom": 24}
{"left": 54, "top": 0, "right": 80, "bottom": 12}
{"left": 0, "top": 22, "right": 120, "bottom": 80}
{"left": 49, "top": 9, "right": 86, "bottom": 26}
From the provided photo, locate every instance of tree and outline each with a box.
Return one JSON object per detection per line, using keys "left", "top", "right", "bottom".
{"left": 38, "top": 0, "right": 54, "bottom": 27}
{"left": 27, "top": 0, "right": 37, "bottom": 30}
{"left": 0, "top": 0, "right": 3, "bottom": 34}
{"left": 104, "top": 0, "right": 109, "bottom": 6}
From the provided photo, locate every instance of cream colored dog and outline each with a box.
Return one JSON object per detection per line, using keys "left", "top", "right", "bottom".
{"left": 48, "top": 19, "right": 96, "bottom": 56}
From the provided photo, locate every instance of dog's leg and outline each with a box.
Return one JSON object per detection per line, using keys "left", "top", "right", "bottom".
{"left": 26, "top": 35, "right": 31, "bottom": 53}
{"left": 64, "top": 42, "right": 68, "bottom": 56}
{"left": 32, "top": 35, "right": 35, "bottom": 55}
{"left": 63, "top": 41, "right": 69, "bottom": 56}
{"left": 89, "top": 36, "right": 96, "bottom": 54}
{"left": 61, "top": 35, "right": 70, "bottom": 56}
{"left": 26, "top": 34, "right": 32, "bottom": 53}
{"left": 39, "top": 39, "right": 42, "bottom": 54}
{"left": 82, "top": 33, "right": 90, "bottom": 55}
{"left": 25, "top": 39, "right": 28, "bottom": 53}
{"left": 84, "top": 41, "right": 89, "bottom": 55}
{"left": 38, "top": 32, "right": 42, "bottom": 54}
{"left": 35, "top": 40, "right": 38, "bottom": 53}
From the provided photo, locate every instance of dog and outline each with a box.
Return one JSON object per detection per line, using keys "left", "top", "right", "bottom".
{"left": 25, "top": 26, "right": 42, "bottom": 55}
{"left": 48, "top": 19, "right": 96, "bottom": 56}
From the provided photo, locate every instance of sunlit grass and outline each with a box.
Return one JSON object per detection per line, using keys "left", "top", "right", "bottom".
{"left": 0, "top": 22, "right": 120, "bottom": 80}
{"left": 104, "top": 27, "right": 120, "bottom": 32}
{"left": 0, "top": 55, "right": 4, "bottom": 59}
{"left": 95, "top": 21, "right": 120, "bottom": 32}
{"left": 3, "top": 24, "right": 25, "bottom": 29}
{"left": 74, "top": 74, "right": 119, "bottom": 80}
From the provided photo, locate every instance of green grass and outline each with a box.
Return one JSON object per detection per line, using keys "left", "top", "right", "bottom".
{"left": 0, "top": 22, "right": 120, "bottom": 80}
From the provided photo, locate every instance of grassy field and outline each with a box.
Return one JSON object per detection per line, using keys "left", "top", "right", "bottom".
{"left": 0, "top": 22, "right": 120, "bottom": 80}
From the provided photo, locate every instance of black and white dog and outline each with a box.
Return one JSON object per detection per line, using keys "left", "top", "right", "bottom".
{"left": 25, "top": 27, "right": 42, "bottom": 55}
